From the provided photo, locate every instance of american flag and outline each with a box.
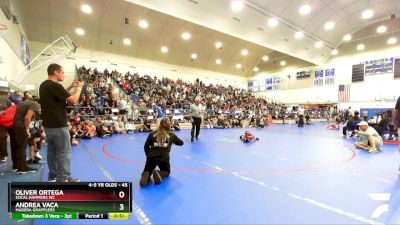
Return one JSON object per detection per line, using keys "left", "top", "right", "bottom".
{"left": 338, "top": 84, "right": 351, "bottom": 102}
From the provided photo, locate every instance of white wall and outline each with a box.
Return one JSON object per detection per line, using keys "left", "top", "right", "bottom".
{"left": 20, "top": 41, "right": 248, "bottom": 93}
{"left": 0, "top": 8, "right": 29, "bottom": 88}
{"left": 251, "top": 46, "right": 400, "bottom": 109}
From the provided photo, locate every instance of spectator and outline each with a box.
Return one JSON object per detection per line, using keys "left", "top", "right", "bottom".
{"left": 9, "top": 90, "right": 22, "bottom": 104}
{"left": 9, "top": 100, "right": 40, "bottom": 173}
{"left": 114, "top": 116, "right": 126, "bottom": 134}
{"left": 139, "top": 99, "right": 147, "bottom": 116}
{"left": 154, "top": 103, "right": 164, "bottom": 127}
{"left": 354, "top": 121, "right": 383, "bottom": 153}
{"left": 22, "top": 91, "right": 32, "bottom": 101}
{"left": 39, "top": 63, "right": 84, "bottom": 182}
{"left": 0, "top": 86, "right": 11, "bottom": 162}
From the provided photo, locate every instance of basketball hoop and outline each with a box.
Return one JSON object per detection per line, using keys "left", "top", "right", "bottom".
{"left": 0, "top": 23, "right": 7, "bottom": 38}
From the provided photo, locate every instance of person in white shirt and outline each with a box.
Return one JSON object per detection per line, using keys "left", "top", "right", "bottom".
{"left": 297, "top": 106, "right": 305, "bottom": 127}
{"left": 354, "top": 121, "right": 383, "bottom": 153}
{"left": 118, "top": 98, "right": 127, "bottom": 115}
{"left": 189, "top": 97, "right": 203, "bottom": 142}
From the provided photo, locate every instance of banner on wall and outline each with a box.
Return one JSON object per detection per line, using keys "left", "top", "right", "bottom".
{"left": 364, "top": 58, "right": 394, "bottom": 75}
{"left": 325, "top": 68, "right": 335, "bottom": 85}
{"left": 247, "top": 81, "right": 253, "bottom": 92}
{"left": 20, "top": 33, "right": 30, "bottom": 68}
{"left": 266, "top": 78, "right": 272, "bottom": 90}
{"left": 314, "top": 70, "right": 324, "bottom": 86}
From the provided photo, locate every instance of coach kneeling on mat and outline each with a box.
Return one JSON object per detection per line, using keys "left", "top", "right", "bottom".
{"left": 354, "top": 121, "right": 383, "bottom": 154}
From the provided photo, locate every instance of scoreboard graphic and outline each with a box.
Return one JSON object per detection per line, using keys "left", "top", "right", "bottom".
{"left": 9, "top": 182, "right": 132, "bottom": 220}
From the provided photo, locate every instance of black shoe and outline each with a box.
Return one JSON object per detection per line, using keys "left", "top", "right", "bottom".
{"left": 17, "top": 167, "right": 37, "bottom": 174}
{"left": 140, "top": 171, "right": 150, "bottom": 187}
{"left": 191, "top": 137, "right": 194, "bottom": 142}
{"left": 152, "top": 170, "right": 162, "bottom": 185}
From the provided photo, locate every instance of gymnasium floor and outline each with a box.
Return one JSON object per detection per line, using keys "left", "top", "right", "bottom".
{"left": 1, "top": 122, "right": 400, "bottom": 225}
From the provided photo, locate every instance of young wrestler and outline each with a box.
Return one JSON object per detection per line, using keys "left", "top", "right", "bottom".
{"left": 240, "top": 131, "right": 260, "bottom": 143}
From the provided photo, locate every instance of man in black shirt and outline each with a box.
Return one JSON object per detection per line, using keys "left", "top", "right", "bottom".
{"left": 394, "top": 96, "right": 400, "bottom": 131}
{"left": 39, "top": 63, "right": 84, "bottom": 182}
{"left": 9, "top": 100, "right": 40, "bottom": 173}
{"left": 0, "top": 86, "right": 11, "bottom": 162}
{"left": 393, "top": 96, "right": 400, "bottom": 172}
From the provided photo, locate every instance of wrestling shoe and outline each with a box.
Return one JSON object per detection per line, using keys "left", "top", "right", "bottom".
{"left": 367, "top": 147, "right": 378, "bottom": 153}
{"left": 152, "top": 170, "right": 162, "bottom": 185}
{"left": 140, "top": 171, "right": 151, "bottom": 187}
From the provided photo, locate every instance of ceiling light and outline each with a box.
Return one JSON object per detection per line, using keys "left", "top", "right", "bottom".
{"left": 236, "top": 63, "right": 242, "bottom": 69}
{"left": 280, "top": 60, "right": 286, "bottom": 66}
{"left": 361, "top": 9, "right": 374, "bottom": 19}
{"left": 215, "top": 41, "right": 223, "bottom": 49}
{"left": 343, "top": 34, "right": 352, "bottom": 41}
{"left": 241, "top": 49, "right": 248, "bottom": 56}
{"left": 81, "top": 4, "right": 92, "bottom": 14}
{"left": 315, "top": 41, "right": 323, "bottom": 48}
{"left": 377, "top": 25, "right": 387, "bottom": 33}
{"left": 75, "top": 28, "right": 85, "bottom": 36}
{"left": 357, "top": 44, "right": 365, "bottom": 50}
{"left": 387, "top": 37, "right": 397, "bottom": 45}
{"left": 161, "top": 46, "right": 168, "bottom": 53}
{"left": 191, "top": 53, "right": 198, "bottom": 59}
{"left": 324, "top": 21, "right": 335, "bottom": 30}
{"left": 268, "top": 18, "right": 278, "bottom": 27}
{"left": 216, "top": 59, "right": 222, "bottom": 64}
{"left": 138, "top": 20, "right": 148, "bottom": 29}
{"left": 262, "top": 55, "right": 269, "bottom": 61}
{"left": 231, "top": 0, "right": 244, "bottom": 12}
{"left": 123, "top": 38, "right": 131, "bottom": 45}
{"left": 299, "top": 4, "right": 311, "bottom": 15}
{"left": 295, "top": 31, "right": 304, "bottom": 39}
{"left": 331, "top": 49, "right": 338, "bottom": 55}
{"left": 182, "top": 32, "right": 191, "bottom": 40}
{"left": 253, "top": 67, "right": 259, "bottom": 72}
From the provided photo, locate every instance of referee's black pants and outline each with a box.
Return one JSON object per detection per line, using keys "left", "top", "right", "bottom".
{"left": 191, "top": 117, "right": 202, "bottom": 139}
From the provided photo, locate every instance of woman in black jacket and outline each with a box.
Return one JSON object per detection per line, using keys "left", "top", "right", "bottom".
{"left": 140, "top": 117, "right": 184, "bottom": 187}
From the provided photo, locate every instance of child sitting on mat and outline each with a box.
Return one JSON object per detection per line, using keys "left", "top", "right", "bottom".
{"left": 327, "top": 117, "right": 341, "bottom": 130}
{"left": 240, "top": 131, "right": 260, "bottom": 143}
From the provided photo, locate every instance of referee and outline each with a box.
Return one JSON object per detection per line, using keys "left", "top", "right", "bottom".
{"left": 190, "top": 97, "right": 203, "bottom": 142}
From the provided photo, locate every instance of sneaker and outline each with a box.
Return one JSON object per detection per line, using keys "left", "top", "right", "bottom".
{"left": 152, "top": 170, "right": 162, "bottom": 185}
{"left": 34, "top": 156, "right": 41, "bottom": 161}
{"left": 32, "top": 159, "right": 43, "bottom": 164}
{"left": 48, "top": 179, "right": 56, "bottom": 182}
{"left": 17, "top": 167, "right": 37, "bottom": 174}
{"left": 35, "top": 152, "right": 42, "bottom": 159}
{"left": 140, "top": 171, "right": 150, "bottom": 187}
{"left": 63, "top": 177, "right": 80, "bottom": 182}
{"left": 0, "top": 157, "right": 6, "bottom": 162}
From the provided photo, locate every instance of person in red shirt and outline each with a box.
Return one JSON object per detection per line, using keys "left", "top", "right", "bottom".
{"left": 240, "top": 131, "right": 260, "bottom": 143}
